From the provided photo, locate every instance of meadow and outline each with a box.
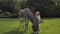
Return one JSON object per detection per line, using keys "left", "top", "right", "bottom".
{"left": 0, "top": 18, "right": 60, "bottom": 34}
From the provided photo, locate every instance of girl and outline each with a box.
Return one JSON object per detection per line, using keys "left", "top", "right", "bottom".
{"left": 35, "top": 11, "right": 42, "bottom": 32}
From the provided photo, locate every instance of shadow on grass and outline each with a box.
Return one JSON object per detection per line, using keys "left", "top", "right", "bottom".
{"left": 30, "top": 32, "right": 33, "bottom": 34}
{"left": 3, "top": 30, "right": 24, "bottom": 34}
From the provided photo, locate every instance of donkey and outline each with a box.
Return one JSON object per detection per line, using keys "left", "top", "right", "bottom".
{"left": 19, "top": 8, "right": 39, "bottom": 34}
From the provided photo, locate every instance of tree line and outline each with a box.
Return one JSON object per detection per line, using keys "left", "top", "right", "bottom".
{"left": 0, "top": 0, "right": 60, "bottom": 18}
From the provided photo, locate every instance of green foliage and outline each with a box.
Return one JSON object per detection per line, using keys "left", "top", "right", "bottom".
{"left": 51, "top": 0, "right": 60, "bottom": 3}
{"left": 23, "top": 0, "right": 60, "bottom": 17}
{"left": 0, "top": 0, "right": 60, "bottom": 17}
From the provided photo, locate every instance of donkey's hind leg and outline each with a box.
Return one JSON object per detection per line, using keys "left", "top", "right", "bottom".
{"left": 20, "top": 20, "right": 23, "bottom": 29}
{"left": 24, "top": 19, "right": 29, "bottom": 33}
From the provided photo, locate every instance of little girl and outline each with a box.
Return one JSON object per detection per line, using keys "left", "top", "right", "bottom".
{"left": 35, "top": 11, "right": 42, "bottom": 32}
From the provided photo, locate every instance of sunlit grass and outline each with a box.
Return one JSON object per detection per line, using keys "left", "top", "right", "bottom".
{"left": 0, "top": 18, "right": 60, "bottom": 34}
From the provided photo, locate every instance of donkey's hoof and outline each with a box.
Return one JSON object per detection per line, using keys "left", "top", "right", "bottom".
{"left": 34, "top": 32, "right": 38, "bottom": 34}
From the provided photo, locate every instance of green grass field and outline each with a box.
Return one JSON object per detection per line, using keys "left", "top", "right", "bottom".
{"left": 0, "top": 18, "right": 60, "bottom": 34}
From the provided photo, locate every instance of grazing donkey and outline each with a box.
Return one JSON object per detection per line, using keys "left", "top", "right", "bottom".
{"left": 19, "top": 8, "right": 39, "bottom": 34}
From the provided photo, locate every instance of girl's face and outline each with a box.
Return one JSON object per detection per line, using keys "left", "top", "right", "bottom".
{"left": 35, "top": 12, "right": 40, "bottom": 16}
{"left": 37, "top": 13, "right": 40, "bottom": 16}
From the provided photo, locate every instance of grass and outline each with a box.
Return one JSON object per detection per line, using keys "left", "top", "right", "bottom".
{"left": 0, "top": 18, "right": 60, "bottom": 34}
